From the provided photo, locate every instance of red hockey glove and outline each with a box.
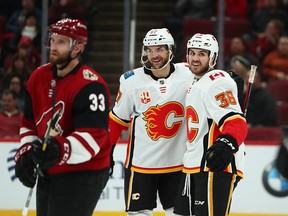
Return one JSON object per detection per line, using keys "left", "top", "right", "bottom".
{"left": 205, "top": 134, "right": 238, "bottom": 172}
{"left": 14, "top": 143, "right": 37, "bottom": 188}
{"left": 32, "top": 136, "right": 71, "bottom": 169}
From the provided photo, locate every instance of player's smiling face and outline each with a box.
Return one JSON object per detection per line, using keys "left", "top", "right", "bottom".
{"left": 187, "top": 48, "right": 210, "bottom": 76}
{"left": 146, "top": 45, "right": 169, "bottom": 70}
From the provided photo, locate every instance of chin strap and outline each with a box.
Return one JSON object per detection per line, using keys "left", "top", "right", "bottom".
{"left": 141, "top": 50, "right": 174, "bottom": 71}
{"left": 56, "top": 54, "right": 79, "bottom": 71}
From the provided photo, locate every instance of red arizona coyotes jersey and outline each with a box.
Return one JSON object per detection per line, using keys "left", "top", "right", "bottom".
{"left": 20, "top": 63, "right": 111, "bottom": 174}
{"left": 109, "top": 63, "right": 194, "bottom": 174}
{"left": 184, "top": 69, "right": 247, "bottom": 177}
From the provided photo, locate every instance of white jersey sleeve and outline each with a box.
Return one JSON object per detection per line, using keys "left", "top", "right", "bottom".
{"left": 112, "top": 70, "right": 137, "bottom": 122}
{"left": 203, "top": 70, "right": 242, "bottom": 124}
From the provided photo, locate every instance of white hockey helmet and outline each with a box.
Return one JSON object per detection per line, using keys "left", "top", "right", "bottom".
{"left": 187, "top": 33, "right": 219, "bottom": 68}
{"left": 143, "top": 28, "right": 174, "bottom": 48}
{"left": 141, "top": 28, "right": 175, "bottom": 70}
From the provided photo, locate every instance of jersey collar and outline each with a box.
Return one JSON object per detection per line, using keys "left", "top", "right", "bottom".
{"left": 143, "top": 63, "right": 175, "bottom": 80}
{"left": 52, "top": 62, "right": 84, "bottom": 79}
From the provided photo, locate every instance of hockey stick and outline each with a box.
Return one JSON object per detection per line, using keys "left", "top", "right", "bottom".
{"left": 242, "top": 65, "right": 257, "bottom": 116}
{"left": 22, "top": 80, "right": 56, "bottom": 216}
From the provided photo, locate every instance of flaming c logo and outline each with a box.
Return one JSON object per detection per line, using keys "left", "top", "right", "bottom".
{"left": 143, "top": 102, "right": 184, "bottom": 141}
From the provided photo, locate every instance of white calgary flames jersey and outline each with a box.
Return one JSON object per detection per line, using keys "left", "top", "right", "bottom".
{"left": 184, "top": 69, "right": 246, "bottom": 177}
{"left": 110, "top": 63, "right": 194, "bottom": 173}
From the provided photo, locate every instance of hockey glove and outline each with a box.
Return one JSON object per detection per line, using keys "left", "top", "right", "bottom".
{"left": 109, "top": 145, "right": 116, "bottom": 176}
{"left": 14, "top": 143, "right": 37, "bottom": 188}
{"left": 227, "top": 70, "right": 244, "bottom": 107}
{"left": 32, "top": 136, "right": 71, "bottom": 169}
{"left": 276, "top": 144, "right": 288, "bottom": 179}
{"left": 206, "top": 134, "right": 239, "bottom": 172}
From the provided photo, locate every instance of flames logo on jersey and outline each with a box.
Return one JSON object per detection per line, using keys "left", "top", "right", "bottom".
{"left": 143, "top": 102, "right": 184, "bottom": 141}
{"left": 36, "top": 101, "right": 64, "bottom": 137}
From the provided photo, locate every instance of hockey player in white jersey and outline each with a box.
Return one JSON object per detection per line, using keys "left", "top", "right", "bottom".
{"left": 109, "top": 28, "right": 194, "bottom": 216}
{"left": 174, "top": 33, "right": 248, "bottom": 216}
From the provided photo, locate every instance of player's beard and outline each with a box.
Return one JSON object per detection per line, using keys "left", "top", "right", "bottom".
{"left": 49, "top": 50, "right": 71, "bottom": 66}
{"left": 150, "top": 56, "right": 168, "bottom": 70}
{"left": 190, "top": 63, "right": 210, "bottom": 77}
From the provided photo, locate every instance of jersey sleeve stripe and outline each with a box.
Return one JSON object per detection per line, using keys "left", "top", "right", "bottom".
{"left": 109, "top": 111, "right": 130, "bottom": 128}
{"left": 218, "top": 113, "right": 246, "bottom": 130}
{"left": 19, "top": 127, "right": 31, "bottom": 135}
{"left": 74, "top": 131, "right": 100, "bottom": 155}
{"left": 219, "top": 115, "right": 248, "bottom": 146}
{"left": 19, "top": 127, "right": 39, "bottom": 144}
{"left": 20, "top": 127, "right": 37, "bottom": 137}
{"left": 66, "top": 132, "right": 100, "bottom": 164}
{"left": 20, "top": 135, "right": 39, "bottom": 145}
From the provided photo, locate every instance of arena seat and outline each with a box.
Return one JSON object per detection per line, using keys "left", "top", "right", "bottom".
{"left": 267, "top": 80, "right": 288, "bottom": 105}
{"left": 182, "top": 19, "right": 215, "bottom": 58}
{"left": 246, "top": 127, "right": 283, "bottom": 142}
{"left": 223, "top": 19, "right": 250, "bottom": 38}
{"left": 0, "top": 15, "right": 7, "bottom": 45}
{"left": 276, "top": 103, "right": 288, "bottom": 126}
{"left": 183, "top": 18, "right": 215, "bottom": 37}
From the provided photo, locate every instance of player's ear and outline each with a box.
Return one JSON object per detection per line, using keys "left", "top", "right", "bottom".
{"left": 76, "top": 42, "right": 85, "bottom": 53}
{"left": 72, "top": 43, "right": 85, "bottom": 57}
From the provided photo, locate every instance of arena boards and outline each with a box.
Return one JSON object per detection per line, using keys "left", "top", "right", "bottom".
{"left": 1, "top": 141, "right": 288, "bottom": 215}
{"left": 0, "top": 211, "right": 288, "bottom": 216}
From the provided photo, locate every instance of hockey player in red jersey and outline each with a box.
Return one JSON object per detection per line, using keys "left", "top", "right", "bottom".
{"left": 174, "top": 33, "right": 248, "bottom": 216}
{"left": 109, "top": 28, "right": 194, "bottom": 215}
{"left": 13, "top": 18, "right": 111, "bottom": 216}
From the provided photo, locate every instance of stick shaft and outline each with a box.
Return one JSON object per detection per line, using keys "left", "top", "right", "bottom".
{"left": 21, "top": 80, "right": 56, "bottom": 215}
{"left": 22, "top": 187, "right": 34, "bottom": 216}
{"left": 242, "top": 65, "right": 257, "bottom": 116}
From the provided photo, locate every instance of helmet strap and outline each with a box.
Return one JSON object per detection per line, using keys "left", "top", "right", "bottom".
{"left": 56, "top": 56, "right": 73, "bottom": 70}
{"left": 141, "top": 49, "right": 174, "bottom": 71}
{"left": 57, "top": 40, "right": 80, "bottom": 70}
{"left": 209, "top": 53, "right": 217, "bottom": 69}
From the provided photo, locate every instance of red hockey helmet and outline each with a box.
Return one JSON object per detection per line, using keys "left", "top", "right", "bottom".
{"left": 49, "top": 18, "right": 88, "bottom": 44}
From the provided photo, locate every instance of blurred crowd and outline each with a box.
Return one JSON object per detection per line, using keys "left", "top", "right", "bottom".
{"left": 0, "top": 0, "right": 95, "bottom": 138}
{"left": 165, "top": 0, "right": 288, "bottom": 128}
{"left": 1, "top": 0, "right": 288, "bottom": 138}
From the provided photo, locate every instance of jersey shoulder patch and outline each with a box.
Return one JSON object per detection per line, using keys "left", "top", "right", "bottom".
{"left": 208, "top": 70, "right": 226, "bottom": 81}
{"left": 82, "top": 69, "right": 99, "bottom": 81}
{"left": 199, "top": 70, "right": 230, "bottom": 91}
{"left": 123, "top": 70, "right": 135, "bottom": 80}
